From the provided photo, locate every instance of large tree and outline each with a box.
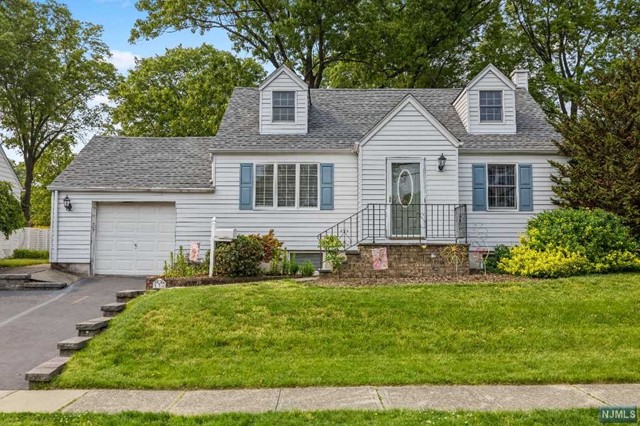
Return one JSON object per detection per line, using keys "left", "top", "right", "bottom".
{"left": 507, "top": 0, "right": 640, "bottom": 116}
{"left": 110, "top": 44, "right": 265, "bottom": 137}
{"left": 0, "top": 0, "right": 117, "bottom": 222}
{"left": 131, "top": 0, "right": 363, "bottom": 88}
{"left": 0, "top": 181, "right": 24, "bottom": 239}
{"left": 551, "top": 50, "right": 640, "bottom": 237}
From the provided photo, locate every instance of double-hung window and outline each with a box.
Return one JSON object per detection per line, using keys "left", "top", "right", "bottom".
{"left": 254, "top": 163, "right": 318, "bottom": 208}
{"left": 487, "top": 164, "right": 516, "bottom": 209}
{"left": 479, "top": 91, "right": 503, "bottom": 122}
{"left": 272, "top": 91, "right": 296, "bottom": 122}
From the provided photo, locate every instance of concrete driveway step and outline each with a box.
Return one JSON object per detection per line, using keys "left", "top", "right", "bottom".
{"left": 115, "top": 289, "right": 146, "bottom": 303}
{"left": 101, "top": 302, "right": 126, "bottom": 317}
{"left": 25, "top": 357, "right": 69, "bottom": 387}
{"left": 0, "top": 274, "right": 31, "bottom": 280}
{"left": 22, "top": 282, "right": 68, "bottom": 290}
{"left": 58, "top": 336, "right": 92, "bottom": 356}
{"left": 76, "top": 317, "right": 111, "bottom": 337}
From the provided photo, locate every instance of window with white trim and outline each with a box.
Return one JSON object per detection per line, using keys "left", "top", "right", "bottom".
{"left": 255, "top": 164, "right": 274, "bottom": 207}
{"left": 272, "top": 91, "right": 295, "bottom": 122}
{"left": 299, "top": 164, "right": 318, "bottom": 207}
{"left": 479, "top": 91, "right": 503, "bottom": 122}
{"left": 487, "top": 164, "right": 516, "bottom": 209}
{"left": 254, "top": 163, "right": 319, "bottom": 209}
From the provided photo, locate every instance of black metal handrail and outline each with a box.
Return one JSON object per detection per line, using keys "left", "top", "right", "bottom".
{"left": 317, "top": 204, "right": 467, "bottom": 250}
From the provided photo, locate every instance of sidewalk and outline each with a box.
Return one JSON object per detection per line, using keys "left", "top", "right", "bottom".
{"left": 0, "top": 384, "right": 638, "bottom": 414}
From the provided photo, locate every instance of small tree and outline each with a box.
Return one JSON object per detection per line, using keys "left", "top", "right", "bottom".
{"left": 551, "top": 50, "right": 640, "bottom": 238}
{"left": 0, "top": 182, "right": 25, "bottom": 239}
{"left": 319, "top": 235, "right": 344, "bottom": 274}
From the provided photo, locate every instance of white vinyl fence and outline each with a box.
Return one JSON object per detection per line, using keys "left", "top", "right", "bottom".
{"left": 0, "top": 227, "right": 50, "bottom": 258}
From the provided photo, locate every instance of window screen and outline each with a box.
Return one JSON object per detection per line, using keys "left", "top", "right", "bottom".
{"left": 272, "top": 91, "right": 295, "bottom": 122}
{"left": 479, "top": 91, "right": 503, "bottom": 122}
{"left": 488, "top": 164, "right": 516, "bottom": 208}
{"left": 299, "top": 164, "right": 318, "bottom": 207}
{"left": 255, "top": 164, "right": 274, "bottom": 207}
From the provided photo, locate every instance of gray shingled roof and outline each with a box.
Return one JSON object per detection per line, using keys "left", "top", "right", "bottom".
{"left": 212, "top": 88, "right": 560, "bottom": 152}
{"left": 49, "top": 136, "right": 213, "bottom": 191}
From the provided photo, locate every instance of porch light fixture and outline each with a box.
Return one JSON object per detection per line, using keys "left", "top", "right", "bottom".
{"left": 438, "top": 153, "right": 447, "bottom": 171}
{"left": 63, "top": 195, "right": 72, "bottom": 211}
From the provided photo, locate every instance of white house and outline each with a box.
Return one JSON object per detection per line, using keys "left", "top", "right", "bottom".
{"left": 49, "top": 65, "right": 562, "bottom": 276}
{"left": 0, "top": 144, "right": 21, "bottom": 199}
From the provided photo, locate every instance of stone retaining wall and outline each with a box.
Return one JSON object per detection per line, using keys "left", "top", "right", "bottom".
{"left": 338, "top": 243, "right": 470, "bottom": 278}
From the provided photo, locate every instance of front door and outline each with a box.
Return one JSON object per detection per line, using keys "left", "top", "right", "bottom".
{"left": 389, "top": 161, "right": 422, "bottom": 237}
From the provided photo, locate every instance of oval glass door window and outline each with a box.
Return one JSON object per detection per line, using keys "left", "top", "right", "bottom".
{"left": 397, "top": 169, "right": 414, "bottom": 206}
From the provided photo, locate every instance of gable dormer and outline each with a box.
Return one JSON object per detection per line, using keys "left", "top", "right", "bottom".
{"left": 453, "top": 64, "right": 517, "bottom": 134}
{"left": 259, "top": 65, "right": 308, "bottom": 135}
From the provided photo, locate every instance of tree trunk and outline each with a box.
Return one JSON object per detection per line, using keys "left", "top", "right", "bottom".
{"left": 21, "top": 158, "right": 34, "bottom": 224}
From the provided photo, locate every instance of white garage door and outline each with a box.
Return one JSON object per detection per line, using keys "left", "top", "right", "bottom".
{"left": 94, "top": 203, "right": 176, "bottom": 276}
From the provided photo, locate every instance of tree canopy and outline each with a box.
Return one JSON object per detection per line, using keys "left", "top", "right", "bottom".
{"left": 551, "top": 50, "right": 640, "bottom": 237}
{"left": 0, "top": 0, "right": 117, "bottom": 222}
{"left": 109, "top": 44, "right": 265, "bottom": 137}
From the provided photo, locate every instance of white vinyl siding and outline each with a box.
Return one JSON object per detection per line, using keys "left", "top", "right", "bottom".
{"left": 453, "top": 91, "right": 469, "bottom": 131}
{"left": 259, "top": 72, "right": 308, "bottom": 134}
{"left": 460, "top": 153, "right": 561, "bottom": 249}
{"left": 0, "top": 148, "right": 21, "bottom": 198}
{"left": 467, "top": 70, "right": 516, "bottom": 134}
{"left": 51, "top": 153, "right": 357, "bottom": 270}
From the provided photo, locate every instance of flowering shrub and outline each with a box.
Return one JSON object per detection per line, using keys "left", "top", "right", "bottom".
{"left": 214, "top": 235, "right": 264, "bottom": 277}
{"left": 250, "top": 229, "right": 283, "bottom": 263}
{"left": 499, "top": 208, "right": 640, "bottom": 277}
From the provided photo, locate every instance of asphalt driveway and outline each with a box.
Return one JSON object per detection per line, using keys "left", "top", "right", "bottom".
{"left": 0, "top": 277, "right": 145, "bottom": 389}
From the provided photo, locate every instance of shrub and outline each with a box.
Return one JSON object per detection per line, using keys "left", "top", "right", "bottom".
{"left": 12, "top": 249, "right": 49, "bottom": 259}
{"left": 251, "top": 229, "right": 283, "bottom": 263}
{"left": 484, "top": 245, "right": 511, "bottom": 273}
{"left": 499, "top": 208, "right": 640, "bottom": 277}
{"left": 163, "top": 247, "right": 209, "bottom": 278}
{"left": 300, "top": 260, "right": 315, "bottom": 277}
{"left": 319, "top": 235, "right": 344, "bottom": 273}
{"left": 214, "top": 235, "right": 264, "bottom": 277}
{"left": 283, "top": 252, "right": 299, "bottom": 276}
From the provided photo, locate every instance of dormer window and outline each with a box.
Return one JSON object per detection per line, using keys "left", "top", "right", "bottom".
{"left": 272, "top": 91, "right": 296, "bottom": 122}
{"left": 479, "top": 91, "right": 503, "bottom": 122}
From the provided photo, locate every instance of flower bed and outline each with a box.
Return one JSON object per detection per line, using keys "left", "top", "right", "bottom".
{"left": 145, "top": 275, "right": 290, "bottom": 290}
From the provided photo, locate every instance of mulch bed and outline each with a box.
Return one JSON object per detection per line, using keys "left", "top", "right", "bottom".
{"left": 313, "top": 272, "right": 536, "bottom": 287}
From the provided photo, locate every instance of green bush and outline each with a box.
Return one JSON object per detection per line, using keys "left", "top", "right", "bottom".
{"left": 251, "top": 229, "right": 283, "bottom": 263}
{"left": 163, "top": 247, "right": 209, "bottom": 278}
{"left": 318, "top": 235, "right": 344, "bottom": 274}
{"left": 12, "top": 249, "right": 49, "bottom": 259}
{"left": 484, "top": 245, "right": 511, "bottom": 273}
{"left": 300, "top": 260, "right": 315, "bottom": 277}
{"left": 214, "top": 235, "right": 264, "bottom": 277}
{"left": 499, "top": 208, "right": 640, "bottom": 277}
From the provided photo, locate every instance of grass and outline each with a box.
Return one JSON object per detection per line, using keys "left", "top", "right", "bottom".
{"left": 0, "top": 409, "right": 602, "bottom": 425}
{"left": 0, "top": 258, "right": 48, "bottom": 268}
{"left": 52, "top": 273, "right": 640, "bottom": 389}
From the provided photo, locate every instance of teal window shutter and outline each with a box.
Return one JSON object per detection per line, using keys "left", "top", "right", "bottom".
{"left": 519, "top": 164, "right": 533, "bottom": 211}
{"left": 320, "top": 163, "right": 334, "bottom": 210}
{"left": 239, "top": 163, "right": 253, "bottom": 210}
{"left": 472, "top": 164, "right": 486, "bottom": 211}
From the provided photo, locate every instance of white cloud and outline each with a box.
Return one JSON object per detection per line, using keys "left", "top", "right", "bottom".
{"left": 95, "top": 0, "right": 132, "bottom": 7}
{"left": 108, "top": 50, "right": 138, "bottom": 74}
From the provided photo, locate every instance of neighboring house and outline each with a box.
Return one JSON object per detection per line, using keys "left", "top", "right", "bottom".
{"left": 49, "top": 64, "right": 562, "bottom": 276}
{"left": 0, "top": 144, "right": 21, "bottom": 199}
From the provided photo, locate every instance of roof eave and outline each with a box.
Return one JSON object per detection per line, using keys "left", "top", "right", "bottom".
{"left": 47, "top": 186, "right": 215, "bottom": 193}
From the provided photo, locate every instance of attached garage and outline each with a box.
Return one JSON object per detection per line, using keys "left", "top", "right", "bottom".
{"left": 93, "top": 203, "right": 176, "bottom": 276}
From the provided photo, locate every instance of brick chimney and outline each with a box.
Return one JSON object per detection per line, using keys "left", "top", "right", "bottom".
{"left": 510, "top": 69, "right": 529, "bottom": 91}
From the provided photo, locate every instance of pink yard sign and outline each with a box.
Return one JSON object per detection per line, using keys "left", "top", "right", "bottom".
{"left": 371, "top": 247, "right": 388, "bottom": 270}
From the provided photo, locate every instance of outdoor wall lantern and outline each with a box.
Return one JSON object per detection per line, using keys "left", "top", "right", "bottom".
{"left": 438, "top": 153, "right": 447, "bottom": 171}
{"left": 63, "top": 195, "right": 72, "bottom": 211}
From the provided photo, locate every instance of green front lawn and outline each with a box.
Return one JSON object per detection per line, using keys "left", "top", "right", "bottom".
{"left": 0, "top": 409, "right": 602, "bottom": 425}
{"left": 52, "top": 274, "right": 640, "bottom": 389}
{"left": 0, "top": 258, "right": 48, "bottom": 268}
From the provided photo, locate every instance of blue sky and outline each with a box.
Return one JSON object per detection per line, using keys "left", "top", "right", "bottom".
{"left": 5, "top": 0, "right": 252, "bottom": 162}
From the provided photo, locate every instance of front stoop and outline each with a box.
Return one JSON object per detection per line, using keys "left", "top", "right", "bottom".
{"left": 25, "top": 357, "right": 69, "bottom": 388}
{"left": 339, "top": 243, "right": 470, "bottom": 278}
{"left": 76, "top": 317, "right": 111, "bottom": 337}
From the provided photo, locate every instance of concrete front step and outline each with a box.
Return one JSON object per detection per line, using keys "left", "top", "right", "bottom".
{"left": 0, "top": 274, "right": 32, "bottom": 290}
{"left": 58, "top": 336, "right": 93, "bottom": 357}
{"left": 115, "top": 289, "right": 146, "bottom": 303}
{"left": 25, "top": 357, "right": 69, "bottom": 387}
{"left": 76, "top": 317, "right": 111, "bottom": 337}
{"left": 101, "top": 302, "right": 126, "bottom": 317}
{"left": 22, "top": 281, "right": 68, "bottom": 290}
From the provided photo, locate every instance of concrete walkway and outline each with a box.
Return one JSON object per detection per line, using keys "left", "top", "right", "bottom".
{"left": 0, "top": 384, "right": 638, "bottom": 414}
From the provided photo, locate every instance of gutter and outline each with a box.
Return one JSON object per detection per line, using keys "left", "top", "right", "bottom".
{"left": 209, "top": 148, "right": 355, "bottom": 155}
{"left": 46, "top": 186, "right": 216, "bottom": 193}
